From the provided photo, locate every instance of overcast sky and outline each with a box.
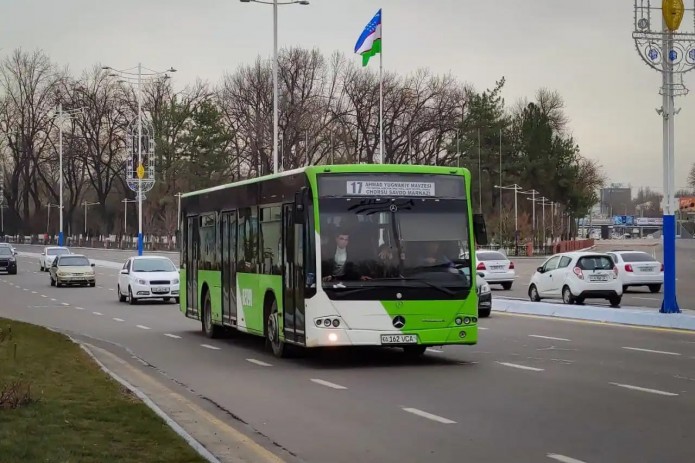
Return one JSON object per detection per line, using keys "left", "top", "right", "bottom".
{"left": 1, "top": 0, "right": 694, "bottom": 195}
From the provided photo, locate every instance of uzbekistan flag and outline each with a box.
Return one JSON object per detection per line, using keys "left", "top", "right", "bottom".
{"left": 354, "top": 9, "right": 382, "bottom": 67}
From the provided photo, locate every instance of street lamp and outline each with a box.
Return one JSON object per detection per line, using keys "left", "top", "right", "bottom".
{"left": 240, "top": 0, "right": 310, "bottom": 175}
{"left": 528, "top": 196, "right": 550, "bottom": 247}
{"left": 632, "top": 0, "right": 695, "bottom": 313}
{"left": 50, "top": 103, "right": 85, "bottom": 246}
{"left": 521, "top": 189, "right": 541, "bottom": 245}
{"left": 103, "top": 63, "right": 176, "bottom": 256}
{"left": 82, "top": 201, "right": 100, "bottom": 238}
{"left": 495, "top": 184, "right": 524, "bottom": 253}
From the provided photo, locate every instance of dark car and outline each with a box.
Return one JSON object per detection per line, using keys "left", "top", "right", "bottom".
{"left": 477, "top": 272, "right": 491, "bottom": 318}
{"left": 0, "top": 247, "right": 18, "bottom": 274}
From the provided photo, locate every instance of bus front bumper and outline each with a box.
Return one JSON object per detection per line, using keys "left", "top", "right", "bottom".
{"left": 304, "top": 326, "right": 478, "bottom": 348}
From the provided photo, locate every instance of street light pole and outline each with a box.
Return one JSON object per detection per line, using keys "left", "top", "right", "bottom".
{"left": 58, "top": 103, "right": 63, "bottom": 246}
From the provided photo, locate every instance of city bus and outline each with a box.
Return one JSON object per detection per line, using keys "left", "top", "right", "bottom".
{"left": 179, "top": 164, "right": 488, "bottom": 357}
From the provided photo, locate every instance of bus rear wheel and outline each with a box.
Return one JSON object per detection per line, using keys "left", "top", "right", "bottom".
{"left": 266, "top": 299, "right": 288, "bottom": 358}
{"left": 202, "top": 290, "right": 222, "bottom": 339}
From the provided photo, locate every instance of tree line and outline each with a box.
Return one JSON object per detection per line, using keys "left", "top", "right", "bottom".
{"left": 0, "top": 47, "right": 604, "bottom": 243}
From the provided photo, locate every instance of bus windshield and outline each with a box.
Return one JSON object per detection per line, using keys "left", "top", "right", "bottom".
{"left": 318, "top": 197, "right": 471, "bottom": 290}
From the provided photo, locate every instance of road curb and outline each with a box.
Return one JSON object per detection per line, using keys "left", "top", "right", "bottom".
{"left": 493, "top": 298, "right": 695, "bottom": 331}
{"left": 73, "top": 340, "right": 222, "bottom": 463}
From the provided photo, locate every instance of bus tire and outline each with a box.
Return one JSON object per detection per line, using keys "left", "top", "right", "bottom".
{"left": 202, "top": 289, "right": 222, "bottom": 339}
{"left": 266, "top": 299, "right": 287, "bottom": 358}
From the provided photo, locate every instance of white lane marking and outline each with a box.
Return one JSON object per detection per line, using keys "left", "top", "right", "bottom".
{"left": 633, "top": 296, "right": 659, "bottom": 301}
{"left": 402, "top": 407, "right": 457, "bottom": 424}
{"left": 136, "top": 325, "right": 151, "bottom": 330}
{"left": 246, "top": 358, "right": 272, "bottom": 367}
{"left": 23, "top": 288, "right": 28, "bottom": 291}
{"left": 609, "top": 382, "right": 678, "bottom": 397}
{"left": 41, "top": 295, "right": 47, "bottom": 298}
{"left": 201, "top": 344, "right": 220, "bottom": 350}
{"left": 547, "top": 454, "right": 587, "bottom": 463}
{"left": 310, "top": 378, "right": 348, "bottom": 390}
{"left": 622, "top": 347, "right": 681, "bottom": 356}
{"left": 113, "top": 318, "right": 125, "bottom": 322}
{"left": 164, "top": 333, "right": 181, "bottom": 339}
{"left": 92, "top": 312, "right": 103, "bottom": 316}
{"left": 61, "top": 303, "right": 70, "bottom": 306}
{"left": 529, "top": 335, "right": 571, "bottom": 342}
{"left": 478, "top": 326, "right": 489, "bottom": 330}
{"left": 108, "top": 288, "right": 115, "bottom": 291}
{"left": 497, "top": 362, "right": 545, "bottom": 372}
{"left": 74, "top": 306, "right": 85, "bottom": 310}
{"left": 31, "top": 291, "right": 37, "bottom": 294}
{"left": 50, "top": 298, "right": 57, "bottom": 302}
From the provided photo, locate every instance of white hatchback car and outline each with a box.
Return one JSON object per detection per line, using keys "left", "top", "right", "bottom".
{"left": 607, "top": 250, "right": 663, "bottom": 293}
{"left": 528, "top": 252, "right": 622, "bottom": 307}
{"left": 475, "top": 250, "right": 515, "bottom": 289}
{"left": 40, "top": 246, "right": 71, "bottom": 271}
{"left": 117, "top": 256, "right": 180, "bottom": 305}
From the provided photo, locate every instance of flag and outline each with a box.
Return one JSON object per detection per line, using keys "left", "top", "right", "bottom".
{"left": 354, "top": 9, "right": 382, "bottom": 67}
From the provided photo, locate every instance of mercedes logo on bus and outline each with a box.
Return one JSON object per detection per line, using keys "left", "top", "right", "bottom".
{"left": 392, "top": 316, "right": 406, "bottom": 329}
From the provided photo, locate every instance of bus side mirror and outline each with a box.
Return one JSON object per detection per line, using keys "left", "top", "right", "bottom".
{"left": 473, "top": 214, "right": 488, "bottom": 245}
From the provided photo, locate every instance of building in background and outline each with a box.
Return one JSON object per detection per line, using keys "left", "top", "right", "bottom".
{"left": 600, "top": 184, "right": 633, "bottom": 217}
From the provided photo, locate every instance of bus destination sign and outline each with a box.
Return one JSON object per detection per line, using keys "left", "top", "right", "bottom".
{"left": 346, "top": 180, "right": 435, "bottom": 197}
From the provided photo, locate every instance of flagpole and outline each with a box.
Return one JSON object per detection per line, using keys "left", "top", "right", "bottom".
{"left": 379, "top": 11, "right": 384, "bottom": 164}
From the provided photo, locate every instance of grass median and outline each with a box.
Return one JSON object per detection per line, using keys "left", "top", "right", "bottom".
{"left": 0, "top": 317, "right": 206, "bottom": 463}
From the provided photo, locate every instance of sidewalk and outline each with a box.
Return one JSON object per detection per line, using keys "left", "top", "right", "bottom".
{"left": 493, "top": 298, "right": 695, "bottom": 331}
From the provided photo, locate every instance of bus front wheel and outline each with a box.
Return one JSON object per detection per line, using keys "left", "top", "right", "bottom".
{"left": 266, "top": 299, "right": 288, "bottom": 358}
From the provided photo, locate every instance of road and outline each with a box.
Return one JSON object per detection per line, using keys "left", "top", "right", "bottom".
{"left": 2, "top": 247, "right": 694, "bottom": 463}
{"left": 489, "top": 239, "right": 695, "bottom": 312}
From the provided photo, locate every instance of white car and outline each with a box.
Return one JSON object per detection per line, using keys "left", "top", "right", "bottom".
{"left": 475, "top": 250, "right": 515, "bottom": 289}
{"left": 40, "top": 246, "right": 71, "bottom": 271}
{"left": 528, "top": 251, "right": 623, "bottom": 307}
{"left": 607, "top": 250, "right": 663, "bottom": 293}
{"left": 117, "top": 256, "right": 180, "bottom": 305}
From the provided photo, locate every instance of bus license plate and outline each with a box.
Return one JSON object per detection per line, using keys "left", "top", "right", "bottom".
{"left": 381, "top": 334, "right": 418, "bottom": 345}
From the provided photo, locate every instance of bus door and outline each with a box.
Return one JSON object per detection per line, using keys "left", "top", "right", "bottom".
{"left": 282, "top": 203, "right": 306, "bottom": 343}
{"left": 186, "top": 215, "right": 199, "bottom": 318}
{"left": 221, "top": 211, "right": 237, "bottom": 326}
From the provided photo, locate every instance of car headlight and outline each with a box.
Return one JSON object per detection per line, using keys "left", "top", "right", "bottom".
{"left": 137, "top": 279, "right": 147, "bottom": 285}
{"left": 480, "top": 283, "right": 491, "bottom": 294}
{"left": 172, "top": 279, "right": 179, "bottom": 285}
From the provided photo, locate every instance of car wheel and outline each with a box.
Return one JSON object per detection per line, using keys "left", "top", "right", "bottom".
{"left": 118, "top": 285, "right": 127, "bottom": 302}
{"left": 128, "top": 287, "right": 137, "bottom": 305}
{"left": 50, "top": 276, "right": 55, "bottom": 287}
{"left": 56, "top": 278, "right": 62, "bottom": 288}
{"left": 478, "top": 308, "right": 491, "bottom": 318}
{"left": 528, "top": 284, "right": 541, "bottom": 302}
{"left": 609, "top": 296, "right": 621, "bottom": 308}
{"left": 174, "top": 297, "right": 180, "bottom": 304}
{"left": 648, "top": 284, "right": 661, "bottom": 293}
{"left": 622, "top": 285, "right": 629, "bottom": 293}
{"left": 562, "top": 286, "right": 575, "bottom": 305}
{"left": 501, "top": 282, "right": 513, "bottom": 290}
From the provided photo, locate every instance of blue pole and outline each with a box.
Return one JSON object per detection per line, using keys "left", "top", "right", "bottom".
{"left": 137, "top": 232, "right": 143, "bottom": 256}
{"left": 660, "top": 214, "right": 680, "bottom": 313}
{"left": 58, "top": 231, "right": 64, "bottom": 247}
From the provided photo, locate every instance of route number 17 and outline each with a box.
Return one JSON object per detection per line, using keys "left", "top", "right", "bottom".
{"left": 349, "top": 181, "right": 364, "bottom": 194}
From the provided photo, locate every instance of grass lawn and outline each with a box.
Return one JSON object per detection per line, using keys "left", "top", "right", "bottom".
{"left": 0, "top": 317, "right": 206, "bottom": 463}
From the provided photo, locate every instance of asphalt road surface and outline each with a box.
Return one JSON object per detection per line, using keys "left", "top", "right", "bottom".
{"left": 2, "top": 248, "right": 694, "bottom": 463}
{"left": 488, "top": 239, "right": 695, "bottom": 312}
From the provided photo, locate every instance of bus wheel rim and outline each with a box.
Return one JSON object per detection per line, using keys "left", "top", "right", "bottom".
{"left": 268, "top": 313, "right": 277, "bottom": 344}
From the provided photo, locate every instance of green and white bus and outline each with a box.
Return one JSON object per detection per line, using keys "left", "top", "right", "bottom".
{"left": 179, "top": 164, "right": 488, "bottom": 357}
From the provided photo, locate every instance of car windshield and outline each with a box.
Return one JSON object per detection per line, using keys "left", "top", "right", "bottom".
{"left": 477, "top": 251, "right": 507, "bottom": 261}
{"left": 621, "top": 252, "right": 656, "bottom": 263}
{"left": 132, "top": 258, "right": 176, "bottom": 272}
{"left": 59, "top": 256, "right": 90, "bottom": 266}
{"left": 47, "top": 248, "right": 69, "bottom": 256}
{"left": 318, "top": 197, "right": 472, "bottom": 289}
{"left": 577, "top": 255, "right": 614, "bottom": 270}
{"left": 0, "top": 248, "right": 12, "bottom": 256}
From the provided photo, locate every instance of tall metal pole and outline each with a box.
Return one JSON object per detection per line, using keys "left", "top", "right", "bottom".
{"left": 499, "top": 129, "right": 502, "bottom": 245}
{"left": 124, "top": 200, "right": 128, "bottom": 239}
{"left": 477, "top": 127, "right": 481, "bottom": 212}
{"left": 272, "top": 0, "right": 279, "bottom": 174}
{"left": 84, "top": 201, "right": 87, "bottom": 236}
{"left": 378, "top": 13, "right": 384, "bottom": 164}
{"left": 47, "top": 205, "right": 50, "bottom": 238}
{"left": 58, "top": 103, "right": 64, "bottom": 246}
{"left": 137, "top": 62, "right": 143, "bottom": 256}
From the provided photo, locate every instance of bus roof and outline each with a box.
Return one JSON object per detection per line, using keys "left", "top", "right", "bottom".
{"left": 181, "top": 164, "right": 470, "bottom": 199}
